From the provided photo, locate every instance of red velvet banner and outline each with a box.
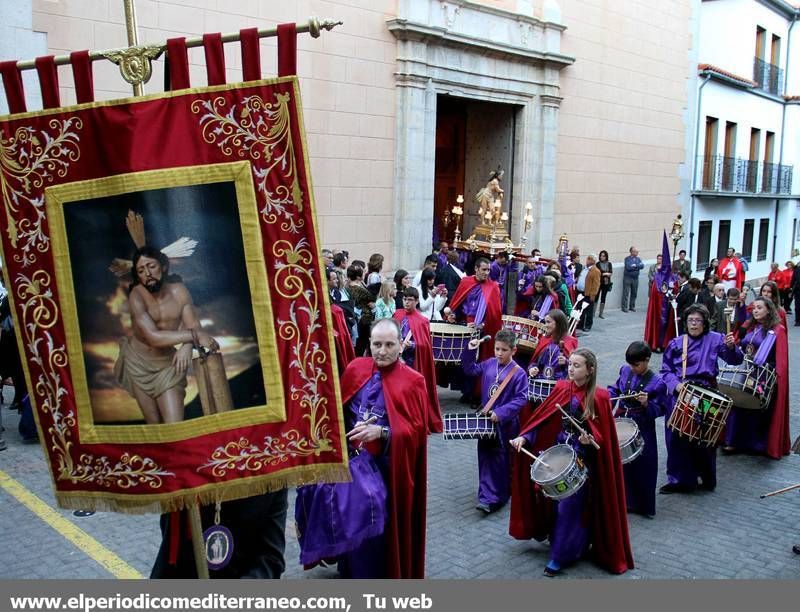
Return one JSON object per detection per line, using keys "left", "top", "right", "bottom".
{"left": 0, "top": 78, "right": 347, "bottom": 512}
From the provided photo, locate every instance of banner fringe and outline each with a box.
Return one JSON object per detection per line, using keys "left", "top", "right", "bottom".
{"left": 54, "top": 464, "right": 351, "bottom": 515}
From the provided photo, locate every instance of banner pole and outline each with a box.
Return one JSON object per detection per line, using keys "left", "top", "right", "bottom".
{"left": 123, "top": 0, "right": 144, "bottom": 97}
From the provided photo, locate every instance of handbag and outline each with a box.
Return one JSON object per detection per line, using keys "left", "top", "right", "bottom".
{"left": 294, "top": 450, "right": 388, "bottom": 565}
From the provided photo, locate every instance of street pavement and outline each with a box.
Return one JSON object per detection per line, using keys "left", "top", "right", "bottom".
{"left": 1, "top": 305, "right": 799, "bottom": 579}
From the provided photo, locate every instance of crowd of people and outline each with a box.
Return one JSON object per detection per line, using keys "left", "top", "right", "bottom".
{"left": 2, "top": 238, "right": 795, "bottom": 579}
{"left": 308, "top": 239, "right": 794, "bottom": 579}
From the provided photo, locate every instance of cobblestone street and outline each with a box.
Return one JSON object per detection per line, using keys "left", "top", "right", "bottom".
{"left": 2, "top": 306, "right": 799, "bottom": 579}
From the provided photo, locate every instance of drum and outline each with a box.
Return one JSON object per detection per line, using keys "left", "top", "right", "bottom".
{"left": 528, "top": 378, "right": 557, "bottom": 402}
{"left": 442, "top": 412, "right": 497, "bottom": 440}
{"left": 530, "top": 443, "right": 588, "bottom": 500}
{"left": 429, "top": 323, "right": 475, "bottom": 364}
{"left": 666, "top": 384, "right": 733, "bottom": 447}
{"left": 717, "top": 360, "right": 776, "bottom": 411}
{"left": 614, "top": 417, "right": 644, "bottom": 464}
{"left": 501, "top": 315, "right": 545, "bottom": 352}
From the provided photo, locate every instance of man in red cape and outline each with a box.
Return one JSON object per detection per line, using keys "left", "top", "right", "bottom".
{"left": 446, "top": 257, "right": 502, "bottom": 361}
{"left": 508, "top": 379, "right": 634, "bottom": 575}
{"left": 393, "top": 288, "right": 442, "bottom": 433}
{"left": 331, "top": 304, "right": 355, "bottom": 373}
{"left": 645, "top": 233, "right": 677, "bottom": 352}
{"left": 716, "top": 247, "right": 746, "bottom": 291}
{"left": 339, "top": 318, "right": 429, "bottom": 578}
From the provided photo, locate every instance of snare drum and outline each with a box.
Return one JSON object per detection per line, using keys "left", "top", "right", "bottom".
{"left": 614, "top": 417, "right": 644, "bottom": 464}
{"left": 501, "top": 315, "right": 545, "bottom": 352}
{"left": 666, "top": 384, "right": 733, "bottom": 447}
{"left": 429, "top": 323, "right": 475, "bottom": 364}
{"left": 530, "top": 444, "right": 588, "bottom": 500}
{"left": 442, "top": 412, "right": 497, "bottom": 440}
{"left": 528, "top": 378, "right": 557, "bottom": 402}
{"left": 717, "top": 360, "right": 776, "bottom": 411}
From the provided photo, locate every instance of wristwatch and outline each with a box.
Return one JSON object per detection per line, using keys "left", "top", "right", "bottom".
{"left": 380, "top": 426, "right": 389, "bottom": 442}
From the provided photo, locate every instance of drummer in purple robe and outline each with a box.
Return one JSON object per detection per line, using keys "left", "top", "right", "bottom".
{"left": 527, "top": 309, "right": 577, "bottom": 382}
{"left": 608, "top": 341, "right": 669, "bottom": 517}
{"left": 490, "top": 252, "right": 511, "bottom": 314}
{"left": 722, "top": 296, "right": 791, "bottom": 459}
{"left": 461, "top": 329, "right": 529, "bottom": 513}
{"left": 658, "top": 304, "right": 743, "bottom": 494}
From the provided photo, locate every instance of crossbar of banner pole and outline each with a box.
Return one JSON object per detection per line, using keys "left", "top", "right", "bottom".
{"left": 11, "top": 18, "right": 343, "bottom": 72}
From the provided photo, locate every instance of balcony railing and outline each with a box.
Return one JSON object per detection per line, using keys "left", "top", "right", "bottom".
{"left": 697, "top": 155, "right": 793, "bottom": 194}
{"left": 753, "top": 56, "right": 784, "bottom": 96}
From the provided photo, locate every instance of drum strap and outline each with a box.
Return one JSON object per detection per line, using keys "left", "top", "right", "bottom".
{"left": 681, "top": 334, "right": 688, "bottom": 380}
{"left": 403, "top": 330, "right": 413, "bottom": 345}
{"left": 482, "top": 365, "right": 519, "bottom": 414}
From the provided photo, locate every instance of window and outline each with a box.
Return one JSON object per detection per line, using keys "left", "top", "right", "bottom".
{"left": 755, "top": 26, "right": 766, "bottom": 60}
{"left": 763, "top": 132, "right": 776, "bottom": 193}
{"left": 747, "top": 129, "right": 760, "bottom": 191}
{"left": 721, "top": 123, "right": 737, "bottom": 190}
{"left": 742, "top": 218, "right": 754, "bottom": 260}
{"left": 771, "top": 34, "right": 781, "bottom": 67}
{"left": 697, "top": 221, "right": 712, "bottom": 270}
{"left": 702, "top": 117, "right": 718, "bottom": 190}
{"left": 757, "top": 218, "right": 769, "bottom": 261}
{"left": 717, "top": 220, "right": 731, "bottom": 260}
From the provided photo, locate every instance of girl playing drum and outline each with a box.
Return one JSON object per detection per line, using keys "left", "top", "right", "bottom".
{"left": 659, "top": 304, "right": 743, "bottom": 494}
{"left": 509, "top": 348, "right": 633, "bottom": 576}
{"left": 722, "top": 297, "right": 791, "bottom": 459}
{"left": 526, "top": 310, "right": 577, "bottom": 381}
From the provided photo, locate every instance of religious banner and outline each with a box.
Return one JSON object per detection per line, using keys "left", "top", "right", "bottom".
{"left": 0, "top": 77, "right": 348, "bottom": 512}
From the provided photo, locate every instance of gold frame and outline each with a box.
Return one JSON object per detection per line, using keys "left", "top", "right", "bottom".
{"left": 45, "top": 161, "right": 286, "bottom": 444}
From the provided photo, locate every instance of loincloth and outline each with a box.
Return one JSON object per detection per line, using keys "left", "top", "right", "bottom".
{"left": 114, "top": 337, "right": 187, "bottom": 400}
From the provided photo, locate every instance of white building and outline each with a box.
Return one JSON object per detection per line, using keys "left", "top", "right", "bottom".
{"left": 688, "top": 0, "right": 800, "bottom": 281}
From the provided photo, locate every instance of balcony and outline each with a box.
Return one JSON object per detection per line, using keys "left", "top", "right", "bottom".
{"left": 697, "top": 155, "right": 793, "bottom": 194}
{"left": 753, "top": 56, "right": 784, "bottom": 96}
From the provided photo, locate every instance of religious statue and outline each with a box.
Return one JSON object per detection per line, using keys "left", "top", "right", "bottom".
{"left": 475, "top": 167, "right": 504, "bottom": 218}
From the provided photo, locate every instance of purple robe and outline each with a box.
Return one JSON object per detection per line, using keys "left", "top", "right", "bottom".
{"left": 295, "top": 372, "right": 390, "bottom": 577}
{"left": 724, "top": 327, "right": 777, "bottom": 453}
{"left": 659, "top": 332, "right": 743, "bottom": 490}
{"left": 462, "top": 348, "right": 529, "bottom": 507}
{"left": 522, "top": 395, "right": 593, "bottom": 565}
{"left": 608, "top": 366, "right": 669, "bottom": 516}
{"left": 399, "top": 316, "right": 416, "bottom": 366}
{"left": 490, "top": 260, "right": 509, "bottom": 313}
{"left": 530, "top": 342, "right": 568, "bottom": 381}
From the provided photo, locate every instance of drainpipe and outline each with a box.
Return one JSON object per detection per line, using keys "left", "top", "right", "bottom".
{"left": 689, "top": 73, "right": 712, "bottom": 262}
{"left": 773, "top": 12, "right": 797, "bottom": 262}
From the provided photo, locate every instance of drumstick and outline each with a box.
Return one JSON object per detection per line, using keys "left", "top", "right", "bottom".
{"left": 759, "top": 482, "right": 800, "bottom": 499}
{"left": 556, "top": 403, "right": 601, "bottom": 450}
{"left": 511, "top": 442, "right": 551, "bottom": 469}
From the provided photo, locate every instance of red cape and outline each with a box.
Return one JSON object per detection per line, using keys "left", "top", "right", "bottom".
{"left": 449, "top": 275, "right": 502, "bottom": 361}
{"left": 509, "top": 380, "right": 634, "bottom": 574}
{"left": 393, "top": 309, "right": 443, "bottom": 433}
{"left": 331, "top": 305, "right": 355, "bottom": 373}
{"left": 716, "top": 257, "right": 745, "bottom": 289}
{"left": 341, "top": 358, "right": 428, "bottom": 578}
{"left": 644, "top": 282, "right": 676, "bottom": 351}
{"left": 766, "top": 324, "right": 791, "bottom": 459}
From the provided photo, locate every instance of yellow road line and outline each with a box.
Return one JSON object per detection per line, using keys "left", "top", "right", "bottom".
{"left": 0, "top": 469, "right": 143, "bottom": 579}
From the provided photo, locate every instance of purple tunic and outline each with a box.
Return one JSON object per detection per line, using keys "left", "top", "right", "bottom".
{"left": 398, "top": 316, "right": 416, "bottom": 367}
{"left": 724, "top": 327, "right": 777, "bottom": 453}
{"left": 490, "top": 261, "right": 508, "bottom": 313}
{"left": 462, "top": 347, "right": 529, "bottom": 507}
{"left": 295, "top": 372, "right": 391, "bottom": 578}
{"left": 522, "top": 395, "right": 593, "bottom": 566}
{"left": 530, "top": 342, "right": 568, "bottom": 381}
{"left": 660, "top": 332, "right": 743, "bottom": 489}
{"left": 608, "top": 366, "right": 669, "bottom": 516}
